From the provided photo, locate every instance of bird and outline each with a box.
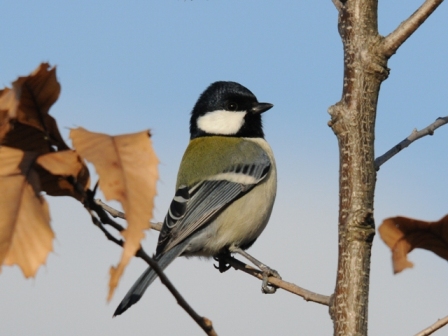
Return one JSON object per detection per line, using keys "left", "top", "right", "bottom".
{"left": 114, "top": 81, "right": 278, "bottom": 316}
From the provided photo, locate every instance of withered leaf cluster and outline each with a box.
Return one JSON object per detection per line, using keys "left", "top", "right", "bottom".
{"left": 0, "top": 64, "right": 158, "bottom": 299}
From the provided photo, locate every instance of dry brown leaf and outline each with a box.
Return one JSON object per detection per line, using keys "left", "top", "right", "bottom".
{"left": 36, "top": 150, "right": 90, "bottom": 200}
{"left": 0, "top": 63, "right": 69, "bottom": 152}
{"left": 0, "top": 88, "right": 18, "bottom": 140}
{"left": 70, "top": 127, "right": 158, "bottom": 299}
{"left": 3, "top": 121, "right": 61, "bottom": 154}
{"left": 12, "top": 63, "right": 61, "bottom": 132}
{"left": 0, "top": 146, "right": 54, "bottom": 277}
{"left": 378, "top": 215, "right": 448, "bottom": 274}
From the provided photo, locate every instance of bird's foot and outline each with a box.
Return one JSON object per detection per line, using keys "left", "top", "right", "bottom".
{"left": 227, "top": 245, "right": 281, "bottom": 294}
{"left": 259, "top": 264, "right": 281, "bottom": 294}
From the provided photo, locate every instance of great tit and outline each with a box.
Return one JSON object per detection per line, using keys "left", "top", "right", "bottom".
{"left": 114, "top": 81, "right": 277, "bottom": 316}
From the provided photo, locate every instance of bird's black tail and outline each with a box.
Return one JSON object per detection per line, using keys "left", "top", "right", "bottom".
{"left": 113, "top": 240, "right": 190, "bottom": 316}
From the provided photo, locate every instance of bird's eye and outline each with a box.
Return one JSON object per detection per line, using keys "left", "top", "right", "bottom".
{"left": 227, "top": 102, "right": 238, "bottom": 111}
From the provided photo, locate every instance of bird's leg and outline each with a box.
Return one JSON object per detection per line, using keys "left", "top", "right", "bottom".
{"left": 213, "top": 251, "right": 232, "bottom": 273}
{"left": 228, "top": 245, "right": 281, "bottom": 294}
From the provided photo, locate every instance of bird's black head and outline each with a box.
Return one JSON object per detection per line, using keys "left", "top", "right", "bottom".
{"left": 189, "top": 81, "right": 273, "bottom": 139}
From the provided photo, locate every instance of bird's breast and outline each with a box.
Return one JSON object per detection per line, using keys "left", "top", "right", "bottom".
{"left": 184, "top": 138, "right": 277, "bottom": 257}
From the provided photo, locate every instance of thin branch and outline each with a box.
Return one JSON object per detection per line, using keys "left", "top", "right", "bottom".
{"left": 382, "top": 0, "right": 444, "bottom": 58}
{"left": 221, "top": 255, "right": 331, "bottom": 306}
{"left": 331, "top": 0, "right": 343, "bottom": 12}
{"left": 90, "top": 201, "right": 126, "bottom": 233}
{"left": 89, "top": 211, "right": 124, "bottom": 246}
{"left": 97, "top": 200, "right": 331, "bottom": 306}
{"left": 94, "top": 198, "right": 162, "bottom": 231}
{"left": 95, "top": 199, "right": 125, "bottom": 218}
{"left": 375, "top": 116, "right": 448, "bottom": 170}
{"left": 415, "top": 315, "right": 448, "bottom": 336}
{"left": 135, "top": 252, "right": 217, "bottom": 336}
{"left": 86, "top": 195, "right": 217, "bottom": 335}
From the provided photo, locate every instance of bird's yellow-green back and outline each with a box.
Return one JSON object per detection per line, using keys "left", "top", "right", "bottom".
{"left": 176, "top": 136, "right": 268, "bottom": 189}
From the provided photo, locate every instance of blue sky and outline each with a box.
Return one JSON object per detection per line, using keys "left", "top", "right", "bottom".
{"left": 1, "top": 1, "right": 447, "bottom": 335}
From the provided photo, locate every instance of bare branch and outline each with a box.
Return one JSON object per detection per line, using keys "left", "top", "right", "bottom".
{"left": 134, "top": 243, "right": 218, "bottom": 336}
{"left": 95, "top": 198, "right": 163, "bottom": 231}
{"left": 382, "top": 0, "right": 444, "bottom": 58}
{"left": 415, "top": 315, "right": 448, "bottom": 336}
{"left": 95, "top": 199, "right": 125, "bottom": 218}
{"left": 96, "top": 200, "right": 331, "bottom": 307}
{"left": 375, "top": 116, "right": 448, "bottom": 169}
{"left": 331, "top": 0, "right": 343, "bottom": 12}
{"left": 221, "top": 255, "right": 331, "bottom": 306}
{"left": 87, "top": 196, "right": 217, "bottom": 336}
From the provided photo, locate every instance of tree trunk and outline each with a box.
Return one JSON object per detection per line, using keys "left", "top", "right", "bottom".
{"left": 328, "top": 0, "right": 389, "bottom": 334}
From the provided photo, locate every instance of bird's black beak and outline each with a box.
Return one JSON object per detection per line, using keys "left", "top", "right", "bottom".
{"left": 250, "top": 102, "right": 274, "bottom": 114}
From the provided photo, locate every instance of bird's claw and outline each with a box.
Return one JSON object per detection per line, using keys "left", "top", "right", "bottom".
{"left": 262, "top": 276, "right": 276, "bottom": 294}
{"left": 213, "top": 256, "right": 231, "bottom": 273}
{"left": 260, "top": 265, "right": 281, "bottom": 294}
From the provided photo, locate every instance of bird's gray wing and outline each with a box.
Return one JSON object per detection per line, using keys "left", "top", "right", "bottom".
{"left": 156, "top": 159, "right": 271, "bottom": 255}
{"left": 114, "top": 157, "right": 270, "bottom": 316}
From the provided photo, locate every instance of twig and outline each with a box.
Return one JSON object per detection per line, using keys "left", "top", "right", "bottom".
{"left": 96, "top": 200, "right": 331, "bottom": 306}
{"left": 89, "top": 211, "right": 124, "bottom": 246}
{"left": 94, "top": 199, "right": 162, "bottom": 231}
{"left": 381, "top": 0, "right": 444, "bottom": 58}
{"left": 221, "top": 255, "right": 331, "bottom": 306}
{"left": 90, "top": 201, "right": 126, "bottom": 233}
{"left": 331, "top": 0, "right": 343, "bottom": 12}
{"left": 95, "top": 199, "right": 126, "bottom": 218}
{"left": 375, "top": 116, "right": 448, "bottom": 170}
{"left": 135, "top": 250, "right": 217, "bottom": 336}
{"left": 414, "top": 315, "right": 448, "bottom": 336}
{"left": 87, "top": 195, "right": 217, "bottom": 335}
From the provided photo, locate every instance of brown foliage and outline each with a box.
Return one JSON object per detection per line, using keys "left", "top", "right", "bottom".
{"left": 0, "top": 147, "right": 53, "bottom": 277}
{"left": 0, "top": 63, "right": 73, "bottom": 277}
{"left": 0, "top": 63, "right": 68, "bottom": 153}
{"left": 70, "top": 127, "right": 158, "bottom": 300}
{"left": 36, "top": 150, "right": 90, "bottom": 200}
{"left": 0, "top": 63, "right": 158, "bottom": 293}
{"left": 379, "top": 215, "right": 448, "bottom": 274}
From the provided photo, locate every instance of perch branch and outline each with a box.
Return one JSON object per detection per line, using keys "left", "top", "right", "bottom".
{"left": 375, "top": 116, "right": 448, "bottom": 170}
{"left": 221, "top": 254, "right": 331, "bottom": 306}
{"left": 382, "top": 0, "right": 444, "bottom": 58}
{"left": 96, "top": 199, "right": 331, "bottom": 306}
{"left": 86, "top": 195, "right": 216, "bottom": 336}
{"left": 414, "top": 315, "right": 448, "bottom": 336}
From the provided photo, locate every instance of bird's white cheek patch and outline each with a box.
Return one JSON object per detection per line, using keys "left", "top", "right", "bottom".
{"left": 197, "top": 110, "right": 246, "bottom": 135}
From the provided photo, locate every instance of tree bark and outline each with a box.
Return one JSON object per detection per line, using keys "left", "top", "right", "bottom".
{"left": 328, "top": 0, "right": 388, "bottom": 334}
{"left": 329, "top": 0, "right": 443, "bottom": 333}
